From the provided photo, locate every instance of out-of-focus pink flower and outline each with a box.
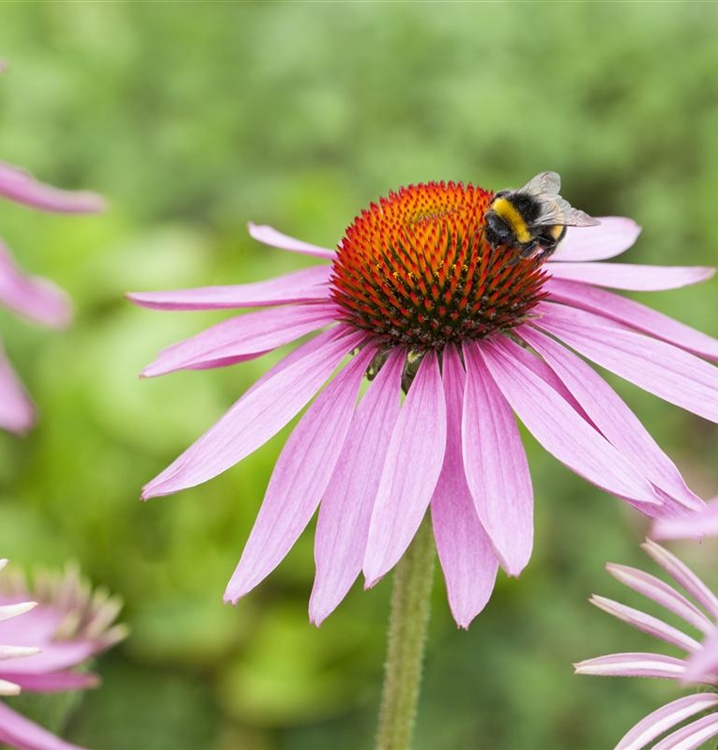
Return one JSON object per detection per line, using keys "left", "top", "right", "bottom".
{"left": 130, "top": 180, "right": 718, "bottom": 627}
{"left": 576, "top": 541, "right": 718, "bottom": 749}
{"left": 0, "top": 61, "right": 105, "bottom": 434}
{"left": 0, "top": 559, "right": 126, "bottom": 750}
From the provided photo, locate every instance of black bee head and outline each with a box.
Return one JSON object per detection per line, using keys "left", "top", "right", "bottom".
{"left": 484, "top": 210, "right": 513, "bottom": 249}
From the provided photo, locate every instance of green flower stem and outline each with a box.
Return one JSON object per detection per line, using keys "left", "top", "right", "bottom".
{"left": 376, "top": 517, "right": 436, "bottom": 750}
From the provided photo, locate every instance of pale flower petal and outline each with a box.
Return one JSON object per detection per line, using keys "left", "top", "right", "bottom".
{"left": 550, "top": 216, "right": 641, "bottom": 262}
{"left": 224, "top": 345, "right": 375, "bottom": 603}
{"left": 363, "top": 352, "right": 447, "bottom": 587}
{"left": 310, "top": 350, "right": 404, "bottom": 626}
{"left": 248, "top": 222, "right": 335, "bottom": 259}
{"left": 431, "top": 345, "right": 499, "bottom": 628}
{"left": 615, "top": 693, "right": 718, "bottom": 750}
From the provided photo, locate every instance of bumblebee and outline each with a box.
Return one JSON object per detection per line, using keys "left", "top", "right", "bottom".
{"left": 483, "top": 171, "right": 600, "bottom": 262}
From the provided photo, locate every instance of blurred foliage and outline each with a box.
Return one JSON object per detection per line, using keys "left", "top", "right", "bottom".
{"left": 0, "top": 3, "right": 718, "bottom": 749}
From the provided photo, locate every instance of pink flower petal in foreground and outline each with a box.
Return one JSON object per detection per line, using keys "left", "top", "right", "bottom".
{"left": 0, "top": 561, "right": 126, "bottom": 750}
{"left": 0, "top": 64, "right": 106, "bottom": 434}
{"left": 133, "top": 178, "right": 717, "bottom": 625}
{"left": 576, "top": 543, "right": 718, "bottom": 749}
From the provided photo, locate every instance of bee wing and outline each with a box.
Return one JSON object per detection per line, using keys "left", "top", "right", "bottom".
{"left": 518, "top": 171, "right": 562, "bottom": 197}
{"left": 535, "top": 196, "right": 601, "bottom": 227}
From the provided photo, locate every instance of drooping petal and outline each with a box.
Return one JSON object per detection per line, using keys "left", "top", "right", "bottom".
{"left": 430, "top": 345, "right": 499, "bottom": 628}
{"left": 606, "top": 563, "right": 714, "bottom": 637}
{"left": 127, "top": 265, "right": 332, "bottom": 311}
{"left": 545, "top": 279, "right": 718, "bottom": 362}
{"left": 363, "top": 352, "right": 447, "bottom": 587}
{"left": 224, "top": 345, "right": 375, "bottom": 603}
{"left": 1, "top": 670, "right": 99, "bottom": 692}
{"left": 0, "top": 345, "right": 35, "bottom": 434}
{"left": 574, "top": 653, "right": 688, "bottom": 680}
{"left": 589, "top": 595, "right": 701, "bottom": 652}
{"left": 0, "top": 241, "right": 72, "bottom": 328}
{"left": 535, "top": 302, "right": 718, "bottom": 425}
{"left": 461, "top": 341, "right": 533, "bottom": 575}
{"left": 0, "top": 700, "right": 86, "bottom": 750}
{"left": 652, "top": 499, "right": 718, "bottom": 541}
{"left": 652, "top": 712, "right": 718, "bottom": 750}
{"left": 0, "top": 159, "right": 106, "bottom": 214}
{"left": 309, "top": 350, "right": 404, "bottom": 626}
{"left": 248, "top": 222, "right": 335, "bottom": 259}
{"left": 684, "top": 626, "right": 718, "bottom": 684}
{"left": 142, "top": 326, "right": 365, "bottom": 498}
{"left": 547, "top": 262, "right": 714, "bottom": 291}
{"left": 519, "top": 327, "right": 701, "bottom": 511}
{"left": 141, "top": 302, "right": 338, "bottom": 377}
{"left": 550, "top": 217, "right": 641, "bottom": 262}
{"left": 479, "top": 336, "right": 660, "bottom": 506}
{"left": 642, "top": 541, "right": 718, "bottom": 620}
{"left": 615, "top": 693, "right": 718, "bottom": 750}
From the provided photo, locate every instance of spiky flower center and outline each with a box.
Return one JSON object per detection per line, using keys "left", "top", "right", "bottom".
{"left": 330, "top": 182, "right": 548, "bottom": 350}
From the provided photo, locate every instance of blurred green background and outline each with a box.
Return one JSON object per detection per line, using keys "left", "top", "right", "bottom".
{"left": 1, "top": 3, "right": 718, "bottom": 749}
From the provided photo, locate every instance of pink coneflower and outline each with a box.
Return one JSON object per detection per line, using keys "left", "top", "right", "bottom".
{"left": 130, "top": 180, "right": 718, "bottom": 627}
{"left": 575, "top": 541, "right": 718, "bottom": 750}
{"left": 0, "top": 559, "right": 126, "bottom": 750}
{"left": 0, "top": 62, "right": 105, "bottom": 433}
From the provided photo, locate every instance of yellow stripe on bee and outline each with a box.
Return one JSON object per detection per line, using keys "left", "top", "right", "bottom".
{"left": 491, "top": 198, "right": 532, "bottom": 243}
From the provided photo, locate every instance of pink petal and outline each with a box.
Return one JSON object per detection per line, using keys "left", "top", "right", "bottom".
{"left": 590, "top": 595, "right": 701, "bottom": 652}
{"left": 0, "top": 345, "right": 35, "bottom": 434}
{"left": 1, "top": 669, "right": 99, "bottom": 692}
{"left": 0, "top": 640, "right": 99, "bottom": 674}
{"left": 363, "top": 352, "right": 447, "bottom": 587}
{"left": 0, "top": 241, "right": 72, "bottom": 328}
{"left": 224, "top": 344, "right": 375, "bottom": 603}
{"left": 615, "top": 693, "right": 718, "bottom": 750}
{"left": 652, "top": 499, "right": 718, "bottom": 541}
{"left": 0, "top": 159, "right": 106, "bottom": 214}
{"left": 431, "top": 345, "right": 499, "bottom": 628}
{"left": 652, "top": 713, "right": 718, "bottom": 750}
{"left": 545, "top": 279, "right": 718, "bottom": 362}
{"left": 684, "top": 627, "right": 718, "bottom": 683}
{"left": 142, "top": 326, "right": 365, "bottom": 498}
{"left": 574, "top": 652, "right": 688, "bottom": 680}
{"left": 519, "top": 327, "right": 701, "bottom": 511}
{"left": 547, "top": 262, "right": 714, "bottom": 291}
{"left": 642, "top": 541, "right": 718, "bottom": 620}
{"left": 550, "top": 217, "right": 641, "bottom": 262}
{"left": 535, "top": 302, "right": 718, "bottom": 425}
{"left": 127, "top": 265, "right": 332, "bottom": 311}
{"left": 479, "top": 336, "right": 660, "bottom": 506}
{"left": 606, "top": 563, "right": 714, "bottom": 637}
{"left": 309, "top": 350, "right": 404, "bottom": 626}
{"left": 461, "top": 341, "right": 533, "bottom": 575}
{"left": 0, "top": 602, "right": 36, "bottom": 624}
{"left": 248, "top": 222, "right": 336, "bottom": 259}
{"left": 0, "top": 700, "right": 87, "bottom": 750}
{"left": 141, "top": 302, "right": 338, "bottom": 377}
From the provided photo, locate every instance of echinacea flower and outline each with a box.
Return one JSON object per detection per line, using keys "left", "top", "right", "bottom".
{"left": 0, "top": 61, "right": 105, "bottom": 433}
{"left": 575, "top": 540, "right": 718, "bottom": 750}
{"left": 130, "top": 179, "right": 718, "bottom": 628}
{"left": 0, "top": 559, "right": 126, "bottom": 750}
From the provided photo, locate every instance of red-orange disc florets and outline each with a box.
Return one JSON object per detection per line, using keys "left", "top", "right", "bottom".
{"left": 330, "top": 181, "right": 549, "bottom": 350}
